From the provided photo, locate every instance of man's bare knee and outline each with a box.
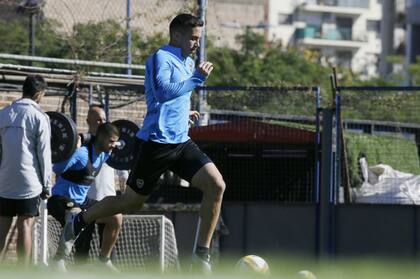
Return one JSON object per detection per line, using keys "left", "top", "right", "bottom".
{"left": 214, "top": 179, "right": 226, "bottom": 198}
{"left": 98, "top": 213, "right": 123, "bottom": 229}
{"left": 204, "top": 177, "right": 226, "bottom": 201}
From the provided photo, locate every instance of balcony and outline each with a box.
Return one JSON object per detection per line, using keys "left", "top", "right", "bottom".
{"left": 300, "top": 0, "right": 370, "bottom": 15}
{"left": 296, "top": 26, "right": 366, "bottom": 49}
{"left": 316, "top": 0, "right": 369, "bottom": 8}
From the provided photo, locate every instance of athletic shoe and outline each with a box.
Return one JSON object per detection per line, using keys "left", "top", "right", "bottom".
{"left": 190, "top": 253, "right": 212, "bottom": 274}
{"left": 102, "top": 259, "right": 120, "bottom": 273}
{"left": 57, "top": 212, "right": 82, "bottom": 257}
{"left": 54, "top": 259, "right": 67, "bottom": 272}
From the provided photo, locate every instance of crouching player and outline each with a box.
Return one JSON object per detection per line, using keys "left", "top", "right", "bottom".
{"left": 47, "top": 122, "right": 119, "bottom": 271}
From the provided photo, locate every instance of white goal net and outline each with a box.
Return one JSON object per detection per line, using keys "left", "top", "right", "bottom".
{"left": 33, "top": 214, "right": 179, "bottom": 272}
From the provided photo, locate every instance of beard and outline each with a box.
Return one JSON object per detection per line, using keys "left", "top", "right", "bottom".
{"left": 190, "top": 47, "right": 198, "bottom": 58}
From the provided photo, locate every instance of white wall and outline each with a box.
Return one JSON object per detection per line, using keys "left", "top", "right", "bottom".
{"left": 267, "top": 0, "right": 297, "bottom": 46}
{"left": 267, "top": 0, "right": 384, "bottom": 77}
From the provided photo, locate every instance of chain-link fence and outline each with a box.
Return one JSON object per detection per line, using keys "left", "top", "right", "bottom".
{"left": 0, "top": 0, "right": 266, "bottom": 68}
{"left": 0, "top": 0, "right": 318, "bottom": 203}
{"left": 336, "top": 86, "right": 420, "bottom": 205}
{"left": 150, "top": 86, "right": 321, "bottom": 203}
{"left": 0, "top": 0, "right": 195, "bottom": 69}
{"left": 0, "top": 68, "right": 145, "bottom": 133}
{"left": 0, "top": 68, "right": 321, "bottom": 203}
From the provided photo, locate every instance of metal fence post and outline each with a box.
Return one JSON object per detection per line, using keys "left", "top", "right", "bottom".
{"left": 315, "top": 86, "right": 321, "bottom": 203}
{"left": 105, "top": 90, "right": 110, "bottom": 121}
{"left": 197, "top": 0, "right": 208, "bottom": 126}
{"left": 334, "top": 94, "right": 341, "bottom": 203}
{"left": 126, "top": 0, "right": 132, "bottom": 76}
{"left": 70, "top": 83, "right": 77, "bottom": 123}
{"left": 319, "top": 108, "right": 335, "bottom": 257}
{"left": 88, "top": 84, "right": 93, "bottom": 106}
{"left": 29, "top": 12, "right": 36, "bottom": 61}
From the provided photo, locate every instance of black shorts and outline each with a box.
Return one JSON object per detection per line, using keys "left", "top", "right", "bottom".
{"left": 47, "top": 195, "right": 94, "bottom": 227}
{"left": 127, "top": 139, "right": 212, "bottom": 195}
{"left": 0, "top": 196, "right": 40, "bottom": 217}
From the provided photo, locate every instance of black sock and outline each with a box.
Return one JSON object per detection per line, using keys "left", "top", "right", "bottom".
{"left": 74, "top": 212, "right": 87, "bottom": 235}
{"left": 195, "top": 246, "right": 210, "bottom": 261}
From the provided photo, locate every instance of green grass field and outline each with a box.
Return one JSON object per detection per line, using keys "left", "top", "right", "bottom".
{"left": 1, "top": 256, "right": 420, "bottom": 279}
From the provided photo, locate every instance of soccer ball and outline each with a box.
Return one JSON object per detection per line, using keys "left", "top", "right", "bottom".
{"left": 297, "top": 270, "right": 317, "bottom": 279}
{"left": 235, "top": 255, "right": 270, "bottom": 275}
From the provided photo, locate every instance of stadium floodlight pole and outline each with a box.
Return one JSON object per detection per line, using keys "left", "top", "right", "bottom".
{"left": 197, "top": 0, "right": 208, "bottom": 126}
{"left": 126, "top": 0, "right": 132, "bottom": 76}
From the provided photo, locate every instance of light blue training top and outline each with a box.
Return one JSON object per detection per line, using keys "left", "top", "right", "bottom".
{"left": 138, "top": 44, "right": 207, "bottom": 144}
{"left": 52, "top": 145, "right": 109, "bottom": 204}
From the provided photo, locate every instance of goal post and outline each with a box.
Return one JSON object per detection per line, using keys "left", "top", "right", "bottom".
{"left": 33, "top": 214, "right": 179, "bottom": 272}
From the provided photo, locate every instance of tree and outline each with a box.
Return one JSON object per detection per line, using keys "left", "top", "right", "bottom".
{"left": 3, "top": 17, "right": 418, "bottom": 120}
{"left": 0, "top": 18, "right": 65, "bottom": 59}
{"left": 204, "top": 29, "right": 420, "bottom": 118}
{"left": 0, "top": 17, "right": 167, "bottom": 73}
{"left": 205, "top": 30, "right": 331, "bottom": 114}
{"left": 408, "top": 56, "right": 420, "bottom": 85}
{"left": 64, "top": 20, "right": 168, "bottom": 73}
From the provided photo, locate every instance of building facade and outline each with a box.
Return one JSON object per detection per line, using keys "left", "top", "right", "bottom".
{"left": 267, "top": 0, "right": 386, "bottom": 77}
{"left": 406, "top": 0, "right": 420, "bottom": 83}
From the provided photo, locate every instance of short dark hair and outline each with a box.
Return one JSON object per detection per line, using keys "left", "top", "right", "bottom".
{"left": 22, "top": 75, "right": 47, "bottom": 97}
{"left": 96, "top": 122, "right": 120, "bottom": 139}
{"left": 169, "top": 14, "right": 203, "bottom": 36}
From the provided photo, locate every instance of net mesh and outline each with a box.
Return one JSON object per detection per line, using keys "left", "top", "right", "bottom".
{"left": 150, "top": 87, "right": 321, "bottom": 203}
{"left": 337, "top": 88, "right": 420, "bottom": 204}
{"left": 33, "top": 215, "right": 179, "bottom": 272}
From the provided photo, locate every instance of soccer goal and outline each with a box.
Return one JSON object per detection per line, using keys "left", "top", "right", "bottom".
{"left": 32, "top": 207, "right": 179, "bottom": 272}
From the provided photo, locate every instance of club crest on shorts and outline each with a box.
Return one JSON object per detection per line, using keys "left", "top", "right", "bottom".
{"left": 136, "top": 178, "right": 144, "bottom": 189}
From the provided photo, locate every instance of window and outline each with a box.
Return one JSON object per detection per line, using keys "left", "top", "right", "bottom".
{"left": 322, "top": 12, "right": 333, "bottom": 22}
{"left": 336, "top": 51, "right": 352, "bottom": 69}
{"left": 367, "top": 20, "right": 381, "bottom": 33}
{"left": 278, "top": 13, "right": 293, "bottom": 25}
{"left": 337, "top": 0, "right": 369, "bottom": 8}
{"left": 318, "top": 0, "right": 338, "bottom": 6}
